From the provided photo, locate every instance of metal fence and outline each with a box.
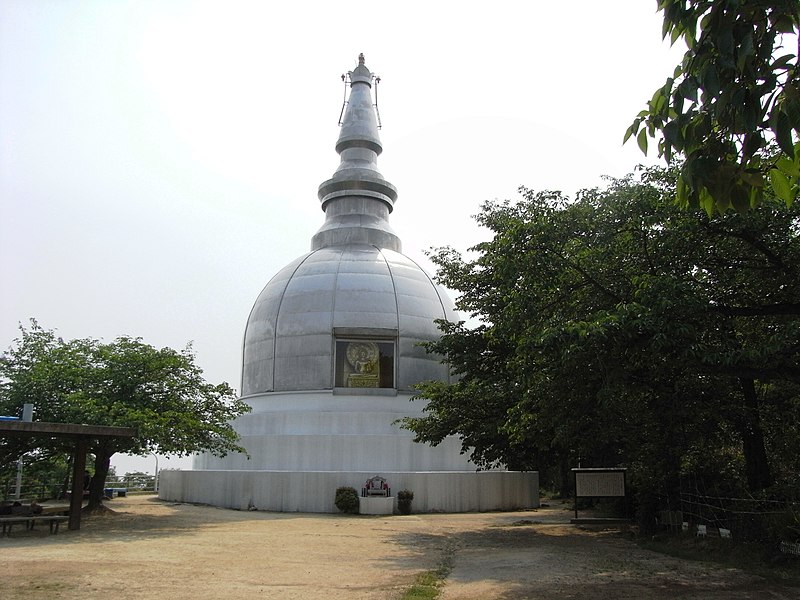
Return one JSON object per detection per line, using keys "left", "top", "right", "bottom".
{"left": 1, "top": 478, "right": 64, "bottom": 503}
{"left": 2, "top": 475, "right": 158, "bottom": 502}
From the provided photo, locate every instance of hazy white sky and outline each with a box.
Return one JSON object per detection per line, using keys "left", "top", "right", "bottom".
{"left": 1, "top": 1, "right": 685, "bottom": 475}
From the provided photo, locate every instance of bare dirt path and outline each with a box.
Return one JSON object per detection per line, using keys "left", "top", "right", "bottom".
{"left": 1, "top": 495, "right": 797, "bottom": 599}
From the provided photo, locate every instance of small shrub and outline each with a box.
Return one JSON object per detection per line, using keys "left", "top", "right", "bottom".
{"left": 397, "top": 489, "right": 414, "bottom": 501}
{"left": 334, "top": 486, "right": 359, "bottom": 514}
{"left": 398, "top": 489, "right": 414, "bottom": 515}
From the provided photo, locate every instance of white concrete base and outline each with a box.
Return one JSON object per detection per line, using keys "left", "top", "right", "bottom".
{"left": 171, "top": 392, "right": 539, "bottom": 514}
{"left": 158, "top": 470, "right": 539, "bottom": 513}
{"left": 359, "top": 496, "right": 394, "bottom": 515}
{"left": 194, "top": 391, "right": 484, "bottom": 473}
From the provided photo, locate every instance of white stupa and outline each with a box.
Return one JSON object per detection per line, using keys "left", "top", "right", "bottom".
{"left": 159, "top": 55, "right": 539, "bottom": 512}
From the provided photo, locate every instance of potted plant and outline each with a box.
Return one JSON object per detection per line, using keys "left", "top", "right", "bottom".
{"left": 397, "top": 489, "right": 414, "bottom": 515}
{"left": 334, "top": 486, "right": 359, "bottom": 514}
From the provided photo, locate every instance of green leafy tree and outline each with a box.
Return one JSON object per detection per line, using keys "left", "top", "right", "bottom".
{"left": 626, "top": 0, "right": 800, "bottom": 213}
{"left": 0, "top": 325, "right": 95, "bottom": 486}
{"left": 0, "top": 321, "right": 251, "bottom": 509}
{"left": 403, "top": 168, "right": 800, "bottom": 525}
{"left": 0, "top": 451, "right": 71, "bottom": 502}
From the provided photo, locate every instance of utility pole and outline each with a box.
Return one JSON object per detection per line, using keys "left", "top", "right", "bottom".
{"left": 14, "top": 403, "right": 34, "bottom": 500}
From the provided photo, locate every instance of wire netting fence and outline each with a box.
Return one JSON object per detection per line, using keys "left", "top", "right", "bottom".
{"left": 678, "top": 491, "right": 800, "bottom": 546}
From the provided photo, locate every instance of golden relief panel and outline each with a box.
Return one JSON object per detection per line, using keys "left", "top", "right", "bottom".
{"left": 345, "top": 341, "right": 380, "bottom": 387}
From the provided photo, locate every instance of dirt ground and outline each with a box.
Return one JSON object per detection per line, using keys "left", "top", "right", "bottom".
{"left": 1, "top": 495, "right": 798, "bottom": 599}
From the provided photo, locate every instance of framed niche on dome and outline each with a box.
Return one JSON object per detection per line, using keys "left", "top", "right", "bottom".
{"left": 334, "top": 339, "right": 395, "bottom": 389}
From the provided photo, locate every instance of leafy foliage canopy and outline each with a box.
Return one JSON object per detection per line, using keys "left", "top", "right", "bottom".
{"left": 0, "top": 322, "right": 250, "bottom": 507}
{"left": 404, "top": 168, "right": 800, "bottom": 518}
{"left": 627, "top": 1, "right": 800, "bottom": 213}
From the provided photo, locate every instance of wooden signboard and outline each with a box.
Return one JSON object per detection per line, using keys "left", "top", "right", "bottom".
{"left": 572, "top": 468, "right": 627, "bottom": 520}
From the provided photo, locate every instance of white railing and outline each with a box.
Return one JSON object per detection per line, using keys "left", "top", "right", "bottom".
{"left": 2, "top": 475, "right": 158, "bottom": 502}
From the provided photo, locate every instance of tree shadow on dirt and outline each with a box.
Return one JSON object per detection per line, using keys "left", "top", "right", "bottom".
{"left": 0, "top": 496, "right": 359, "bottom": 548}
{"left": 386, "top": 523, "right": 800, "bottom": 600}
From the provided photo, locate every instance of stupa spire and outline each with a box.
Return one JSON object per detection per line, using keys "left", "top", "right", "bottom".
{"left": 312, "top": 54, "right": 401, "bottom": 252}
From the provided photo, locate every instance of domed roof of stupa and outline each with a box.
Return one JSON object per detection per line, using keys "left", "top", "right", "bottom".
{"left": 241, "top": 55, "right": 457, "bottom": 396}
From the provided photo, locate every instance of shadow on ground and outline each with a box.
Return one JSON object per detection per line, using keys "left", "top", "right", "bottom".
{"left": 388, "top": 520, "right": 800, "bottom": 600}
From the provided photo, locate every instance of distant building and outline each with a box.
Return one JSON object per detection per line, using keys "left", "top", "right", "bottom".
{"left": 159, "top": 55, "right": 538, "bottom": 512}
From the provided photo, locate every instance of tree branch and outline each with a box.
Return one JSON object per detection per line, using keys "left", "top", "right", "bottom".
{"left": 713, "top": 303, "right": 800, "bottom": 316}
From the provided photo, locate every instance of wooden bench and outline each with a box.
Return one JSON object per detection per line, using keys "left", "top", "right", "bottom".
{"left": 0, "top": 515, "right": 69, "bottom": 536}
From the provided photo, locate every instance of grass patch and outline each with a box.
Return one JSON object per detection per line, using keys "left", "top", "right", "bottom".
{"left": 401, "top": 569, "right": 446, "bottom": 600}
{"left": 399, "top": 540, "right": 456, "bottom": 600}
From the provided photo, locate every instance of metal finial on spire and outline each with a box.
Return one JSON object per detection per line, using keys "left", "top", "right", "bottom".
{"left": 338, "top": 54, "right": 381, "bottom": 129}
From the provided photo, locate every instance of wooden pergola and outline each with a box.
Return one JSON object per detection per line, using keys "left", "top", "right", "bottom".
{"left": 0, "top": 421, "right": 137, "bottom": 530}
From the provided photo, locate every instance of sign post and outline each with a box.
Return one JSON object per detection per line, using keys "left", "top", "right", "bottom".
{"left": 572, "top": 467, "right": 627, "bottom": 522}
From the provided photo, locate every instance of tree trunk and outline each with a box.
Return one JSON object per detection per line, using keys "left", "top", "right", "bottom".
{"left": 559, "top": 454, "right": 572, "bottom": 498}
{"left": 87, "top": 444, "right": 114, "bottom": 511}
{"left": 738, "top": 377, "right": 772, "bottom": 491}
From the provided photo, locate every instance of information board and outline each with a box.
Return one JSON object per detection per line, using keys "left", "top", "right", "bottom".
{"left": 574, "top": 471, "right": 626, "bottom": 497}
